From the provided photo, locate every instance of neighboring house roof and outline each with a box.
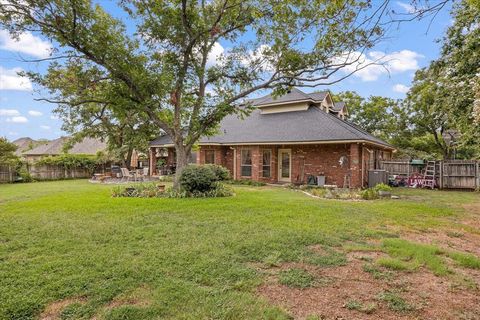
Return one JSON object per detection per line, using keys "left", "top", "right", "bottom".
{"left": 150, "top": 108, "right": 393, "bottom": 149}
{"left": 23, "top": 137, "right": 106, "bottom": 156}
{"left": 12, "top": 137, "right": 37, "bottom": 156}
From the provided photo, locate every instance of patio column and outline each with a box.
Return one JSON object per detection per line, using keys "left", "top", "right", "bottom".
{"left": 350, "top": 143, "right": 361, "bottom": 188}
{"left": 149, "top": 148, "right": 155, "bottom": 176}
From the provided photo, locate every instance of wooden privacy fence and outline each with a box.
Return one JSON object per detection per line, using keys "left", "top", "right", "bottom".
{"left": 27, "top": 164, "right": 92, "bottom": 180}
{"left": 0, "top": 166, "right": 15, "bottom": 183}
{"left": 379, "top": 160, "right": 480, "bottom": 190}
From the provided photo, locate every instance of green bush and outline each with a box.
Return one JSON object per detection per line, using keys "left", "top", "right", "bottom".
{"left": 179, "top": 165, "right": 217, "bottom": 193}
{"left": 36, "top": 154, "right": 97, "bottom": 172}
{"left": 204, "top": 164, "right": 230, "bottom": 181}
{"left": 360, "top": 188, "right": 378, "bottom": 200}
{"left": 112, "top": 183, "right": 164, "bottom": 198}
{"left": 227, "top": 179, "right": 266, "bottom": 186}
{"left": 112, "top": 182, "right": 234, "bottom": 199}
{"left": 17, "top": 167, "right": 33, "bottom": 183}
{"left": 374, "top": 183, "right": 392, "bottom": 192}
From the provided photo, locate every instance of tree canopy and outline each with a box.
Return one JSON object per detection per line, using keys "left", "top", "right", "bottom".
{"left": 1, "top": 0, "right": 440, "bottom": 186}
{"left": 404, "top": 0, "right": 480, "bottom": 159}
{"left": 0, "top": 137, "right": 19, "bottom": 165}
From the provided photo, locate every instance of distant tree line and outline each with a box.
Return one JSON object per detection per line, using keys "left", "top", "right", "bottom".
{"left": 335, "top": 1, "right": 480, "bottom": 160}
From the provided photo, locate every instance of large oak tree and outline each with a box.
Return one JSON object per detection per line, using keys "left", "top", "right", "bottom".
{"left": 0, "top": 0, "right": 446, "bottom": 186}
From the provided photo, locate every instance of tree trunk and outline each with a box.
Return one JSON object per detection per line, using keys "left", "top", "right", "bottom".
{"left": 173, "top": 143, "right": 190, "bottom": 190}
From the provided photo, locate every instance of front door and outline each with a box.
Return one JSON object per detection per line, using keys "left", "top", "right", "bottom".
{"left": 278, "top": 149, "right": 291, "bottom": 182}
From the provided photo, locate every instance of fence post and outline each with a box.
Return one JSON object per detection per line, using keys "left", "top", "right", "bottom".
{"left": 439, "top": 161, "right": 443, "bottom": 189}
{"left": 475, "top": 161, "right": 480, "bottom": 189}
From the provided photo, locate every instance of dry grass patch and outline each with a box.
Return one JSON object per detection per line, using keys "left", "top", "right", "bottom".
{"left": 39, "top": 297, "right": 87, "bottom": 320}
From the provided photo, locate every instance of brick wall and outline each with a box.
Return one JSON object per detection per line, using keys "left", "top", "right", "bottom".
{"left": 193, "top": 143, "right": 387, "bottom": 188}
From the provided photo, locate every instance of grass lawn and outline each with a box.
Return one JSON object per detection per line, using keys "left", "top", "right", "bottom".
{"left": 0, "top": 180, "right": 479, "bottom": 319}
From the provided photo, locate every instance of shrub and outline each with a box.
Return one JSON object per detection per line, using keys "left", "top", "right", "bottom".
{"left": 112, "top": 182, "right": 234, "bottom": 199}
{"left": 227, "top": 179, "right": 266, "bottom": 186}
{"left": 17, "top": 167, "right": 33, "bottom": 183}
{"left": 374, "top": 183, "right": 392, "bottom": 192}
{"left": 179, "top": 165, "right": 217, "bottom": 193}
{"left": 360, "top": 188, "right": 378, "bottom": 200}
{"left": 112, "top": 183, "right": 164, "bottom": 198}
{"left": 204, "top": 164, "right": 230, "bottom": 181}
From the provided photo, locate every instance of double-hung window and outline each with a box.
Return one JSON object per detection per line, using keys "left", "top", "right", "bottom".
{"left": 262, "top": 150, "right": 272, "bottom": 178}
{"left": 205, "top": 150, "right": 215, "bottom": 164}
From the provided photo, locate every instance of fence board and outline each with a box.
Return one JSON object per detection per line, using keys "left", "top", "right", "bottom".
{"left": 27, "top": 164, "right": 92, "bottom": 180}
{"left": 379, "top": 160, "right": 479, "bottom": 190}
{"left": 0, "top": 166, "right": 14, "bottom": 183}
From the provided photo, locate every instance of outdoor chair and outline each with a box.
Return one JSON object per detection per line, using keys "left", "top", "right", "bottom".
{"left": 120, "top": 168, "right": 136, "bottom": 182}
{"left": 140, "top": 167, "right": 149, "bottom": 181}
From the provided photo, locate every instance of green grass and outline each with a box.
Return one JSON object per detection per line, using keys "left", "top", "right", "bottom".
{"left": 377, "top": 291, "right": 414, "bottom": 312}
{"left": 0, "top": 180, "right": 479, "bottom": 319}
{"left": 278, "top": 268, "right": 314, "bottom": 288}
{"left": 377, "top": 257, "right": 415, "bottom": 271}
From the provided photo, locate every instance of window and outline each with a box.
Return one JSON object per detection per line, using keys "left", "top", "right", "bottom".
{"left": 240, "top": 149, "right": 252, "bottom": 176}
{"left": 205, "top": 150, "right": 215, "bottom": 164}
{"left": 262, "top": 149, "right": 272, "bottom": 178}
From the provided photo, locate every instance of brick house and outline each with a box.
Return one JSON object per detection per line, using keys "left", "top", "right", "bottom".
{"left": 149, "top": 88, "right": 395, "bottom": 188}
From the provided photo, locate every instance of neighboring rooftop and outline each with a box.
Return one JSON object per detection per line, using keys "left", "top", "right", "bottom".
{"left": 23, "top": 137, "right": 107, "bottom": 156}
{"left": 11, "top": 137, "right": 42, "bottom": 156}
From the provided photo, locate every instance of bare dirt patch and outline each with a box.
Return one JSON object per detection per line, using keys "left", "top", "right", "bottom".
{"left": 91, "top": 285, "right": 152, "bottom": 320}
{"left": 256, "top": 249, "right": 480, "bottom": 319}
{"left": 40, "top": 297, "right": 86, "bottom": 320}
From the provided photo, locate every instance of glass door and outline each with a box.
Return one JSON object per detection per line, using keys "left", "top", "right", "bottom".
{"left": 278, "top": 149, "right": 291, "bottom": 182}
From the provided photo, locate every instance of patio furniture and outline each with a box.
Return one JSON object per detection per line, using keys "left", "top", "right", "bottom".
{"left": 121, "top": 168, "right": 136, "bottom": 182}
{"left": 139, "top": 167, "right": 149, "bottom": 181}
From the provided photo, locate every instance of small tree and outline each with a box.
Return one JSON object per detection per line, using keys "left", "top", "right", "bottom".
{"left": 0, "top": 137, "right": 19, "bottom": 166}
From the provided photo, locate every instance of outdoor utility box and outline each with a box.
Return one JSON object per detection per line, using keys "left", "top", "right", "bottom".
{"left": 368, "top": 170, "right": 388, "bottom": 188}
{"left": 317, "top": 175, "right": 326, "bottom": 187}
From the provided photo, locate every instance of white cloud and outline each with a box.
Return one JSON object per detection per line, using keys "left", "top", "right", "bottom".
{"left": 393, "top": 84, "right": 410, "bottom": 94}
{"left": 28, "top": 110, "right": 42, "bottom": 116}
{"left": 50, "top": 115, "right": 59, "bottom": 120}
{"left": 206, "top": 42, "right": 225, "bottom": 67}
{"left": 0, "top": 30, "right": 52, "bottom": 58}
{"left": 337, "top": 50, "right": 423, "bottom": 82}
{"left": 40, "top": 125, "right": 51, "bottom": 130}
{"left": 0, "top": 108, "right": 20, "bottom": 116}
{"left": 0, "top": 66, "right": 33, "bottom": 91}
{"left": 8, "top": 131, "right": 18, "bottom": 136}
{"left": 6, "top": 116, "right": 28, "bottom": 123}
{"left": 396, "top": 1, "right": 416, "bottom": 14}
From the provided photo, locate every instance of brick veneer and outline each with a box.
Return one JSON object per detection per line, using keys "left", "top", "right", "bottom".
{"left": 154, "top": 143, "right": 391, "bottom": 188}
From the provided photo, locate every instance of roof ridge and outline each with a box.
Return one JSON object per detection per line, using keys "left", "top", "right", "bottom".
{"left": 312, "top": 107, "right": 390, "bottom": 147}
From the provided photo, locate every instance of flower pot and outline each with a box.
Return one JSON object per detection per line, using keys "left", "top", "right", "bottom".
{"left": 157, "top": 184, "right": 166, "bottom": 192}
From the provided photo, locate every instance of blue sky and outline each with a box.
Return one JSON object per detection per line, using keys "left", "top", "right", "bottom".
{"left": 0, "top": 1, "right": 453, "bottom": 141}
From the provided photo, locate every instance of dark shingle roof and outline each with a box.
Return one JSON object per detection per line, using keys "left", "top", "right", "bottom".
{"left": 333, "top": 101, "right": 346, "bottom": 112}
{"left": 12, "top": 137, "right": 36, "bottom": 156}
{"left": 150, "top": 107, "right": 393, "bottom": 148}
{"left": 253, "top": 88, "right": 328, "bottom": 106}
